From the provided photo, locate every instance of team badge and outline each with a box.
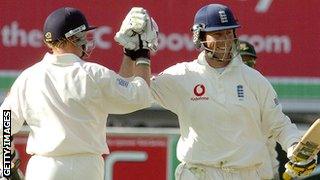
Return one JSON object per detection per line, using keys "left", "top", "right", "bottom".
{"left": 240, "top": 43, "right": 249, "bottom": 51}
{"left": 45, "top": 32, "right": 52, "bottom": 42}
{"left": 219, "top": 10, "right": 228, "bottom": 23}
{"left": 237, "top": 85, "right": 244, "bottom": 100}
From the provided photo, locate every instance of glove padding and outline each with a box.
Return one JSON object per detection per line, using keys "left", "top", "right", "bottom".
{"left": 284, "top": 157, "right": 317, "bottom": 178}
{"left": 114, "top": 7, "right": 147, "bottom": 50}
{"left": 114, "top": 7, "right": 159, "bottom": 52}
{"left": 140, "top": 17, "right": 159, "bottom": 52}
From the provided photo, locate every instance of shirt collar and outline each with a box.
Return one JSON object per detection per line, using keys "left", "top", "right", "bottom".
{"left": 197, "top": 51, "right": 243, "bottom": 68}
{"left": 42, "top": 52, "right": 83, "bottom": 66}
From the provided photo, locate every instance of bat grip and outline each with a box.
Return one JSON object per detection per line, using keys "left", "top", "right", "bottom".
{"left": 282, "top": 171, "right": 293, "bottom": 180}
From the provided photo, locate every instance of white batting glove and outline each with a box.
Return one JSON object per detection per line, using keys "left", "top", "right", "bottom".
{"left": 114, "top": 7, "right": 148, "bottom": 50}
{"left": 115, "top": 7, "right": 159, "bottom": 52}
{"left": 140, "top": 17, "right": 159, "bottom": 52}
{"left": 284, "top": 158, "right": 317, "bottom": 179}
{"left": 287, "top": 143, "right": 296, "bottom": 160}
{"left": 284, "top": 143, "right": 318, "bottom": 179}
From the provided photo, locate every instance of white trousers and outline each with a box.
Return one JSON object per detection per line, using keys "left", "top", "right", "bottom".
{"left": 175, "top": 162, "right": 270, "bottom": 180}
{"left": 25, "top": 154, "right": 104, "bottom": 180}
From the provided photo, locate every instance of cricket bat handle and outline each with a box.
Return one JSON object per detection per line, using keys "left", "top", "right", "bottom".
{"left": 282, "top": 171, "right": 293, "bottom": 180}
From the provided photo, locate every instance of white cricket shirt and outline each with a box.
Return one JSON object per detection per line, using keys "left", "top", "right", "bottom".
{"left": 151, "top": 51, "right": 300, "bottom": 174}
{"left": 0, "top": 52, "right": 151, "bottom": 156}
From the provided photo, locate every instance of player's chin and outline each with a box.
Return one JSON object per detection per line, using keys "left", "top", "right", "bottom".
{"left": 214, "top": 52, "right": 232, "bottom": 61}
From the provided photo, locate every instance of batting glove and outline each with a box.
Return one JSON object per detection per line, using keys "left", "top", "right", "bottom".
{"left": 283, "top": 157, "right": 317, "bottom": 179}
{"left": 114, "top": 7, "right": 148, "bottom": 50}
{"left": 114, "top": 7, "right": 159, "bottom": 52}
{"left": 139, "top": 17, "right": 159, "bottom": 52}
{"left": 0, "top": 150, "right": 24, "bottom": 180}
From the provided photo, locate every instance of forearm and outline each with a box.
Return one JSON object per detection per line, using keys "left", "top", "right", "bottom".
{"left": 135, "top": 62, "right": 151, "bottom": 86}
{"left": 119, "top": 55, "right": 135, "bottom": 78}
{"left": 119, "top": 55, "right": 151, "bottom": 86}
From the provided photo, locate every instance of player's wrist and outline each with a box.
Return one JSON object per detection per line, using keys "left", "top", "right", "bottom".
{"left": 136, "top": 58, "right": 151, "bottom": 66}
{"left": 123, "top": 48, "right": 150, "bottom": 61}
{"left": 287, "top": 142, "right": 299, "bottom": 160}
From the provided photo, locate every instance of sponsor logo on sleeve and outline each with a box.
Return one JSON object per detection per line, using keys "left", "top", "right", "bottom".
{"left": 116, "top": 78, "right": 129, "bottom": 87}
{"left": 273, "top": 97, "right": 279, "bottom": 106}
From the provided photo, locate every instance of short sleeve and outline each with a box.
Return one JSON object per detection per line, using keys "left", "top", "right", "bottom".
{"left": 259, "top": 78, "right": 301, "bottom": 151}
{"left": 85, "top": 63, "right": 152, "bottom": 114}
{"left": 150, "top": 72, "right": 181, "bottom": 113}
{"left": 0, "top": 75, "right": 26, "bottom": 135}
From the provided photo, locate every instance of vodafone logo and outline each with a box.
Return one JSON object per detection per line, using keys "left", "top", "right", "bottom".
{"left": 193, "top": 84, "right": 205, "bottom": 96}
{"left": 191, "top": 84, "right": 209, "bottom": 101}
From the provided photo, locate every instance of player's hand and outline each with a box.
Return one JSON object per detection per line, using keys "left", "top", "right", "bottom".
{"left": 283, "top": 157, "right": 317, "bottom": 179}
{"left": 287, "top": 143, "right": 297, "bottom": 160}
{"left": 0, "top": 150, "right": 24, "bottom": 180}
{"left": 115, "top": 7, "right": 159, "bottom": 52}
{"left": 139, "top": 17, "right": 159, "bottom": 52}
{"left": 10, "top": 150, "right": 24, "bottom": 180}
{"left": 114, "top": 7, "right": 148, "bottom": 50}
